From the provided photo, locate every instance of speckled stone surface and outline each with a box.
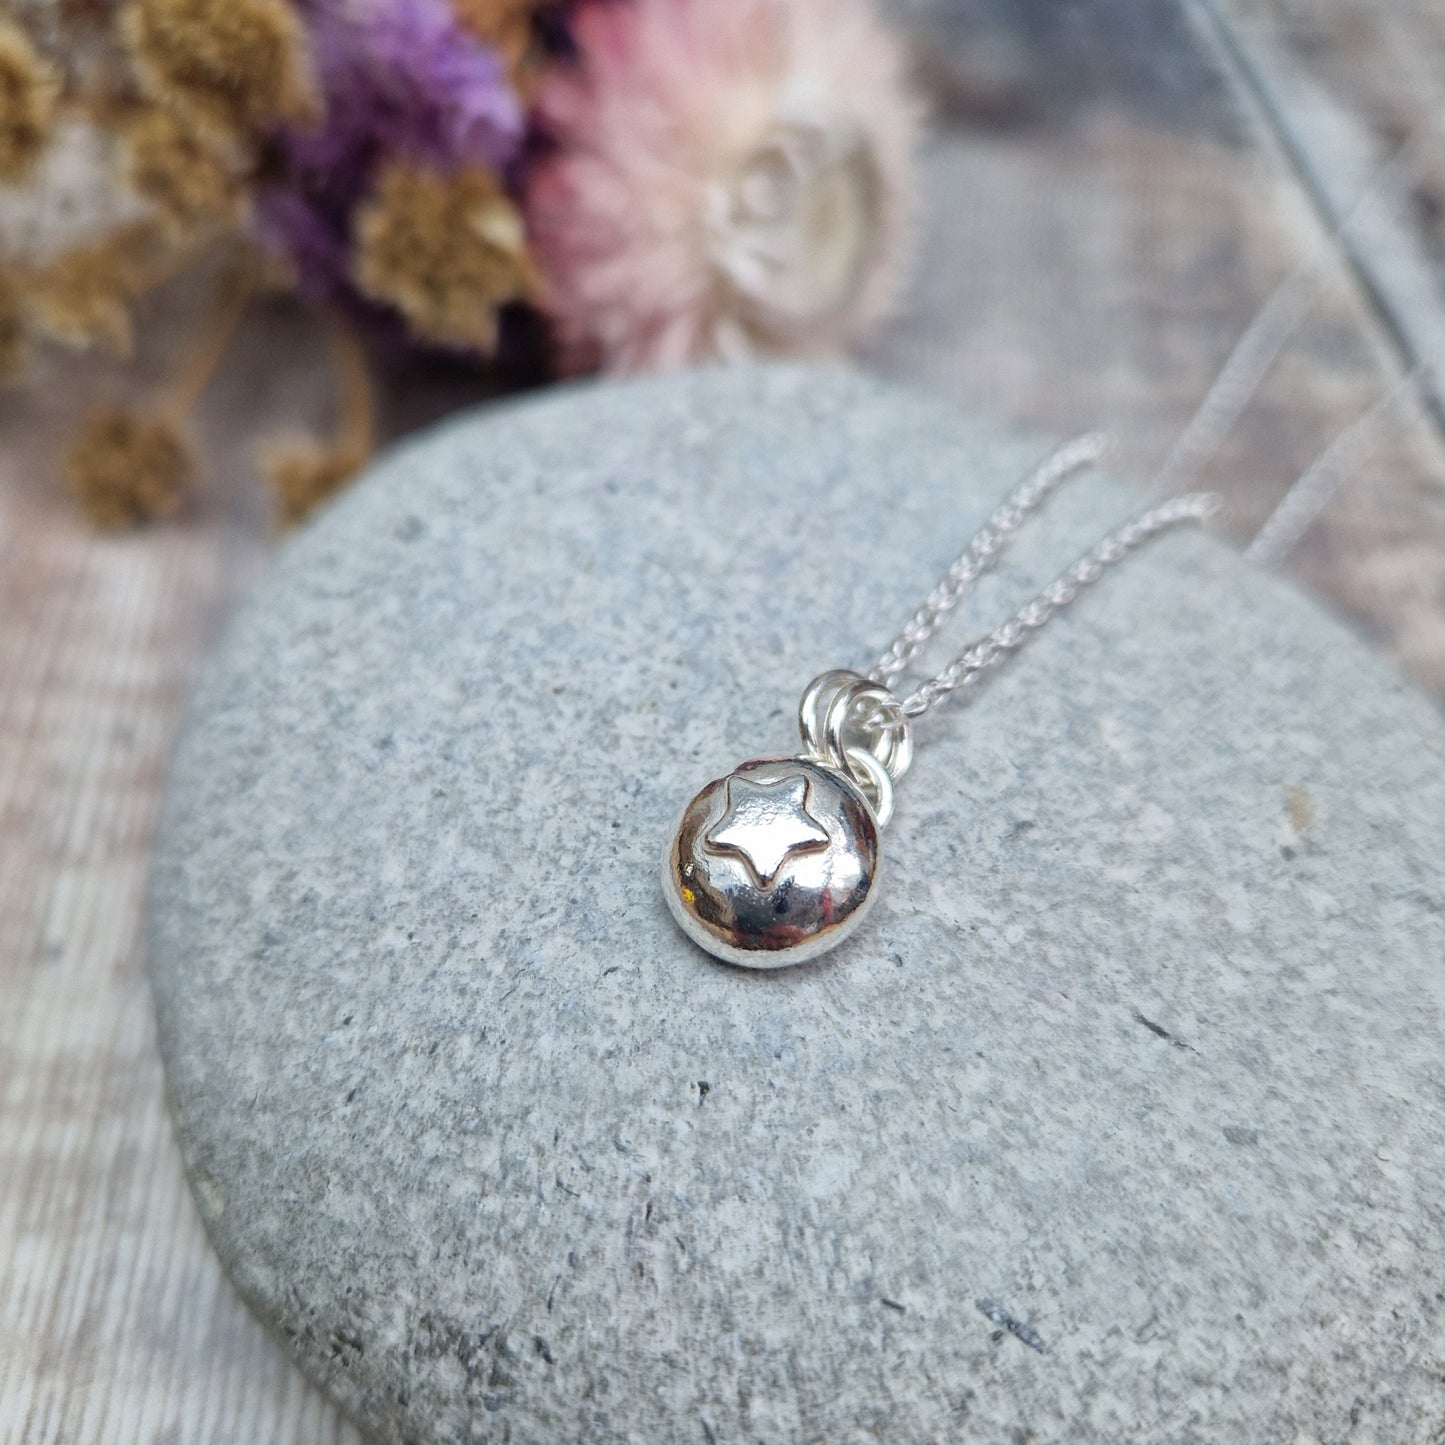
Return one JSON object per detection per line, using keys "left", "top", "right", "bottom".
{"left": 148, "top": 366, "right": 1445, "bottom": 1445}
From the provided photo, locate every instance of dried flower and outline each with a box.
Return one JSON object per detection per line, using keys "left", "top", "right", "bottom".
{"left": 338, "top": 0, "right": 524, "bottom": 164}
{"left": 353, "top": 161, "right": 536, "bottom": 351}
{"left": 0, "top": 266, "right": 26, "bottom": 380}
{"left": 26, "top": 229, "right": 152, "bottom": 353}
{"left": 123, "top": 105, "right": 239, "bottom": 227}
{"left": 255, "top": 0, "right": 524, "bottom": 307}
{"left": 264, "top": 438, "right": 368, "bottom": 527}
{"left": 65, "top": 407, "right": 194, "bottom": 528}
{"left": 0, "top": 18, "right": 61, "bottom": 182}
{"left": 122, "top": 0, "right": 316, "bottom": 138}
{"left": 451, "top": 0, "right": 538, "bottom": 85}
{"left": 525, "top": 0, "right": 919, "bottom": 371}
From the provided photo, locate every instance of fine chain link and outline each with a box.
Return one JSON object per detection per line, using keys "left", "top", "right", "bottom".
{"left": 890, "top": 490, "right": 1221, "bottom": 719}
{"left": 869, "top": 432, "right": 1111, "bottom": 685}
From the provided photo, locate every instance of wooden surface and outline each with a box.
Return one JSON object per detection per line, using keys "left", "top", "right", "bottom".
{"left": 2, "top": 3, "right": 1443, "bottom": 1442}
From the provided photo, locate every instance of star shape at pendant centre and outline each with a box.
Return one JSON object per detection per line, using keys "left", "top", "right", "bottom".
{"left": 704, "top": 773, "right": 831, "bottom": 887}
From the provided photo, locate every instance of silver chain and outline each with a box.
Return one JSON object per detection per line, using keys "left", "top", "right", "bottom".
{"left": 868, "top": 438, "right": 1221, "bottom": 720}
{"left": 869, "top": 432, "right": 1110, "bottom": 687}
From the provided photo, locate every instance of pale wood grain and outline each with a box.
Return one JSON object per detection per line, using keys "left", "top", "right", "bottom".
{"left": 0, "top": 326, "right": 366, "bottom": 1444}
{"left": 1198, "top": 0, "right": 1445, "bottom": 682}
{"left": 2, "top": 4, "right": 1444, "bottom": 1442}
{"left": 874, "top": 0, "right": 1445, "bottom": 691}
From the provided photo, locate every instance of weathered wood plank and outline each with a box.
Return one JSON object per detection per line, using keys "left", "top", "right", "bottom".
{"left": 1194, "top": 0, "right": 1445, "bottom": 682}
{"left": 873, "top": 0, "right": 1445, "bottom": 693}
{"left": 0, "top": 324, "right": 365, "bottom": 1443}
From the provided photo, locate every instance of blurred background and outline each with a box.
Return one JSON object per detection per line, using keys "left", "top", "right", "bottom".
{"left": 2, "top": 0, "right": 1443, "bottom": 1439}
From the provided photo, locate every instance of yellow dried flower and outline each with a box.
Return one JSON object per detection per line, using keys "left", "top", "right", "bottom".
{"left": 65, "top": 408, "right": 194, "bottom": 528}
{"left": 0, "top": 18, "right": 61, "bottom": 182}
{"left": 26, "top": 230, "right": 150, "bottom": 353}
{"left": 123, "top": 106, "right": 239, "bottom": 227}
{"left": 0, "top": 266, "right": 26, "bottom": 381}
{"left": 353, "top": 163, "right": 538, "bottom": 353}
{"left": 122, "top": 0, "right": 316, "bottom": 138}
{"left": 264, "top": 439, "right": 368, "bottom": 528}
{"left": 452, "top": 0, "right": 538, "bottom": 86}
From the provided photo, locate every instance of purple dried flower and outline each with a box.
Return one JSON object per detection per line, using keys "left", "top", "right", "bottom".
{"left": 354, "top": 0, "right": 522, "bottom": 164}
{"left": 256, "top": 0, "right": 525, "bottom": 307}
{"left": 301, "top": 0, "right": 522, "bottom": 172}
{"left": 252, "top": 189, "right": 349, "bottom": 301}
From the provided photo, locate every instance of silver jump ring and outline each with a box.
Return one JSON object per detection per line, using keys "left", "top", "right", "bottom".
{"left": 842, "top": 745, "right": 896, "bottom": 827}
{"left": 798, "top": 670, "right": 857, "bottom": 761}
{"left": 798, "top": 671, "right": 913, "bottom": 817}
{"left": 856, "top": 690, "right": 914, "bottom": 778}
{"left": 822, "top": 679, "right": 913, "bottom": 785}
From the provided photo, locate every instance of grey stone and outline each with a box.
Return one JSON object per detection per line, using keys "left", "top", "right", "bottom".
{"left": 148, "top": 365, "right": 1445, "bottom": 1445}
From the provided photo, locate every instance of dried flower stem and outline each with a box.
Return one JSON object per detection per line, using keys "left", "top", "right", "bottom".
{"left": 262, "top": 311, "right": 376, "bottom": 528}
{"left": 63, "top": 250, "right": 255, "bottom": 528}
{"left": 160, "top": 247, "right": 257, "bottom": 416}
{"left": 331, "top": 314, "right": 375, "bottom": 458}
{"left": 130, "top": 223, "right": 237, "bottom": 300}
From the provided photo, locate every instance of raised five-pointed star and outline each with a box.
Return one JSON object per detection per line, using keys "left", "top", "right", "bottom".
{"left": 704, "top": 773, "right": 830, "bottom": 888}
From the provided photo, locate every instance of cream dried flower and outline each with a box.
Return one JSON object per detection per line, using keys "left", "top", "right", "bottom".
{"left": 353, "top": 161, "right": 537, "bottom": 353}
{"left": 122, "top": 0, "right": 316, "bottom": 138}
{"left": 0, "top": 18, "right": 61, "bottom": 183}
{"left": 123, "top": 106, "right": 240, "bottom": 228}
{"left": 525, "top": 0, "right": 920, "bottom": 371}
{"left": 25, "top": 226, "right": 153, "bottom": 354}
{"left": 65, "top": 407, "right": 194, "bottom": 528}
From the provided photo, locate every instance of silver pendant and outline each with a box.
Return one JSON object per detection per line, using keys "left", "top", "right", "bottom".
{"left": 659, "top": 434, "right": 1220, "bottom": 970}
{"left": 663, "top": 671, "right": 912, "bottom": 969}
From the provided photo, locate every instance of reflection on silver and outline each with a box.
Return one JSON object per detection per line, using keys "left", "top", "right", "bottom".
{"left": 663, "top": 757, "right": 880, "bottom": 969}
{"left": 705, "top": 772, "right": 830, "bottom": 886}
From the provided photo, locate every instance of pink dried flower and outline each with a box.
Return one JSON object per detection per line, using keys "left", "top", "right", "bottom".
{"left": 524, "top": 0, "right": 920, "bottom": 372}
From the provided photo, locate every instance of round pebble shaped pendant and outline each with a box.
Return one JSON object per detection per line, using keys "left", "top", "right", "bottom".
{"left": 661, "top": 438, "right": 1218, "bottom": 970}
{"left": 663, "top": 755, "right": 881, "bottom": 969}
